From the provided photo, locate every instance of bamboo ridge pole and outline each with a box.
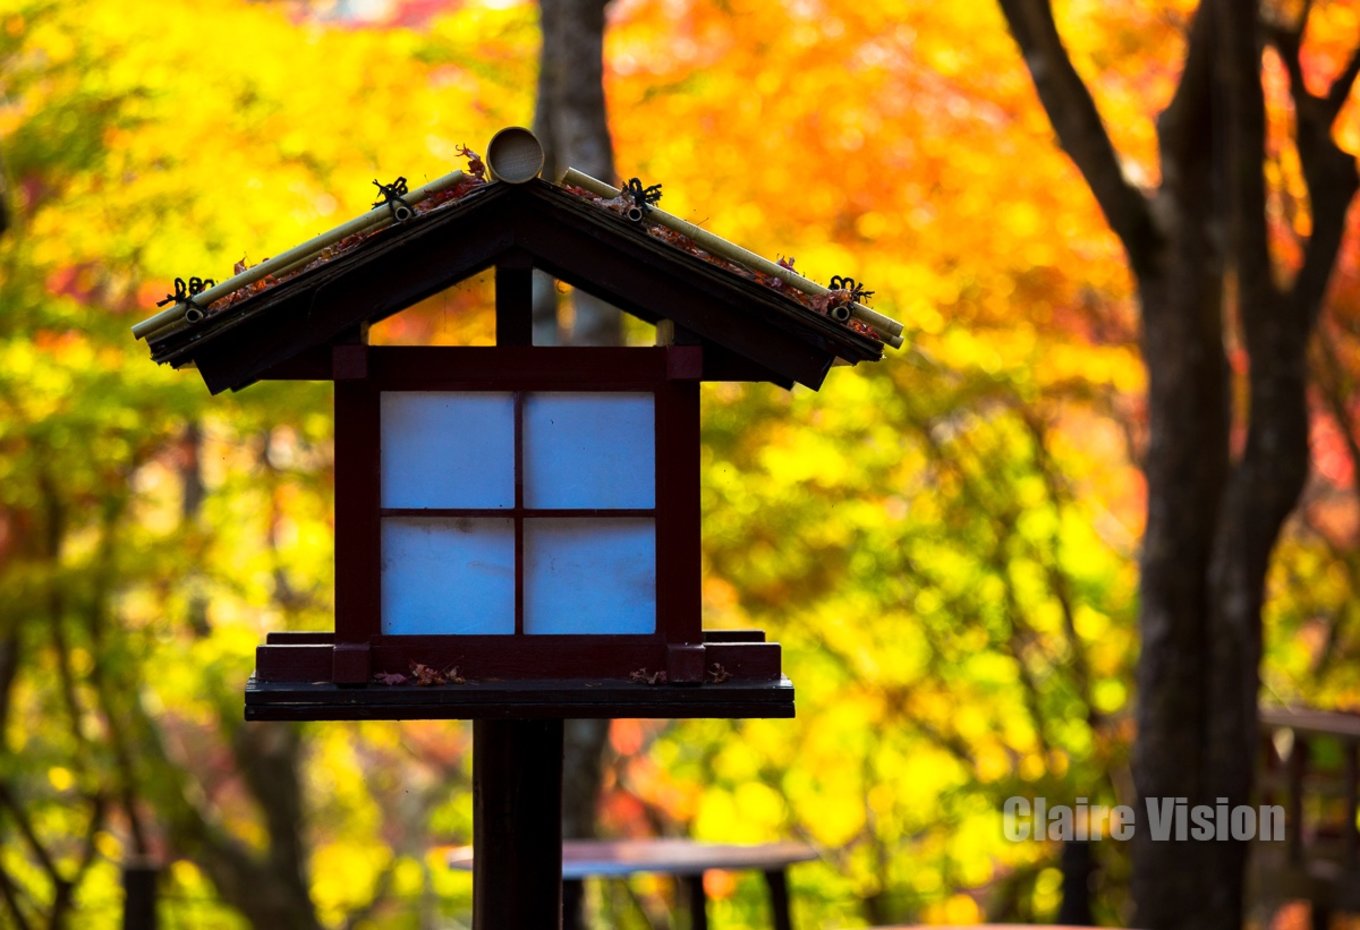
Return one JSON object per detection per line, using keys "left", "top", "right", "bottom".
{"left": 560, "top": 168, "right": 906, "bottom": 349}
{"left": 132, "top": 169, "right": 470, "bottom": 340}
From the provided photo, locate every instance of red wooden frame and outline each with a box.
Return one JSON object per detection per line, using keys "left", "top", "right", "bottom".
{"left": 242, "top": 251, "right": 790, "bottom": 717}
{"left": 324, "top": 345, "right": 704, "bottom": 683}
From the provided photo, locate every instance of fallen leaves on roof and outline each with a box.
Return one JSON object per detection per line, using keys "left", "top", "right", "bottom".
{"left": 563, "top": 183, "right": 882, "bottom": 341}
{"left": 208, "top": 173, "right": 487, "bottom": 316}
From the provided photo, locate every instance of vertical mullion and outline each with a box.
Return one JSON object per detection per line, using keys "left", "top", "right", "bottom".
{"left": 494, "top": 253, "right": 534, "bottom": 347}
{"left": 514, "top": 391, "right": 525, "bottom": 635}
{"left": 336, "top": 380, "right": 381, "bottom": 643}
{"left": 655, "top": 381, "right": 701, "bottom": 642}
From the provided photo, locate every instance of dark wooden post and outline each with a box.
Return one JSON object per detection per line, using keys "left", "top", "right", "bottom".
{"left": 332, "top": 326, "right": 376, "bottom": 685}
{"left": 473, "top": 719, "right": 564, "bottom": 929}
{"left": 495, "top": 253, "right": 535, "bottom": 347}
{"left": 121, "top": 860, "right": 158, "bottom": 930}
{"left": 1287, "top": 734, "right": 1308, "bottom": 867}
{"left": 682, "top": 874, "right": 709, "bottom": 930}
{"left": 1344, "top": 738, "right": 1359, "bottom": 871}
{"left": 762, "top": 868, "right": 795, "bottom": 930}
{"left": 561, "top": 880, "right": 585, "bottom": 930}
{"left": 1055, "top": 838, "right": 1096, "bottom": 925}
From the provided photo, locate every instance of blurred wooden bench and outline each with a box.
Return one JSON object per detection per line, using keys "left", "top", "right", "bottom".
{"left": 1253, "top": 707, "right": 1360, "bottom": 929}
{"left": 450, "top": 838, "right": 817, "bottom": 930}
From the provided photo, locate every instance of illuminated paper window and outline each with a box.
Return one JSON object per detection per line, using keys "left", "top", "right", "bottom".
{"left": 379, "top": 391, "right": 657, "bottom": 635}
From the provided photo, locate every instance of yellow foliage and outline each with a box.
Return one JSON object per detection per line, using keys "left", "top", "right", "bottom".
{"left": 923, "top": 892, "right": 982, "bottom": 923}
{"left": 4, "top": 0, "right": 1355, "bottom": 926}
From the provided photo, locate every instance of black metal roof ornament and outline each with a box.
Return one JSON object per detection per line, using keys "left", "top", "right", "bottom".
{"left": 623, "top": 177, "right": 663, "bottom": 223}
{"left": 371, "top": 176, "right": 413, "bottom": 222}
{"left": 156, "top": 275, "right": 216, "bottom": 323}
{"left": 827, "top": 275, "right": 874, "bottom": 322}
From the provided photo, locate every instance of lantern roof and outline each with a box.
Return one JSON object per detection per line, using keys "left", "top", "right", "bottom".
{"left": 136, "top": 164, "right": 902, "bottom": 394}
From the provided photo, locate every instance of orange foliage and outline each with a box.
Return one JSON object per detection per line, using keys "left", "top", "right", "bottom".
{"left": 7, "top": 0, "right": 1360, "bottom": 924}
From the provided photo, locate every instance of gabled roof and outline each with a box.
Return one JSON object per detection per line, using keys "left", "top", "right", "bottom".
{"left": 140, "top": 176, "right": 896, "bottom": 393}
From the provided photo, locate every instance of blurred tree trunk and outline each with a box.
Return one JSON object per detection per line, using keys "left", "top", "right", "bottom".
{"left": 996, "top": 2, "right": 1359, "bottom": 928}
{"left": 533, "top": 0, "right": 621, "bottom": 348}
{"left": 533, "top": 2, "right": 620, "bottom": 924}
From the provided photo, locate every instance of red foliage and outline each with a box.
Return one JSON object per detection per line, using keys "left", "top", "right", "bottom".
{"left": 456, "top": 144, "right": 486, "bottom": 181}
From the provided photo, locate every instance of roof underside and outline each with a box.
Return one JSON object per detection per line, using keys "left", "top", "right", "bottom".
{"left": 147, "top": 180, "right": 886, "bottom": 393}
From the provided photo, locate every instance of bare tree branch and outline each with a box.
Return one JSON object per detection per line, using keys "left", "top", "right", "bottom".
{"left": 1264, "top": 16, "right": 1360, "bottom": 327}
{"left": 51, "top": 792, "right": 107, "bottom": 929}
{"left": 127, "top": 679, "right": 324, "bottom": 930}
{"left": 0, "top": 779, "right": 106, "bottom": 930}
{"left": 0, "top": 864, "right": 32, "bottom": 930}
{"left": 0, "top": 783, "right": 64, "bottom": 886}
{"left": 997, "top": 0, "right": 1159, "bottom": 270}
{"left": 34, "top": 470, "right": 96, "bottom": 775}
{"left": 1325, "top": 44, "right": 1360, "bottom": 118}
{"left": 1217, "top": 0, "right": 1273, "bottom": 306}
{"left": 0, "top": 629, "right": 19, "bottom": 749}
{"left": 1158, "top": 4, "right": 1218, "bottom": 194}
{"left": 1272, "top": 26, "right": 1360, "bottom": 326}
{"left": 1020, "top": 409, "right": 1102, "bottom": 730}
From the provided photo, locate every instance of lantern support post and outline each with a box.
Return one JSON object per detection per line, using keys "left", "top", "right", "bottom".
{"left": 473, "top": 718, "right": 564, "bottom": 928}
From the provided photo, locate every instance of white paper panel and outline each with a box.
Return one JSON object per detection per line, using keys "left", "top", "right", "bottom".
{"left": 523, "top": 519, "right": 656, "bottom": 634}
{"left": 381, "top": 392, "right": 514, "bottom": 508}
{"left": 381, "top": 518, "right": 515, "bottom": 635}
{"left": 523, "top": 393, "right": 654, "bottom": 509}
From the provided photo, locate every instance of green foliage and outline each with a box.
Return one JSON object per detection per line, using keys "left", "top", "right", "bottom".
{"left": 0, "top": 0, "right": 1356, "bottom": 927}
{"left": 663, "top": 347, "right": 1138, "bottom": 925}
{"left": 0, "top": 0, "right": 528, "bottom": 924}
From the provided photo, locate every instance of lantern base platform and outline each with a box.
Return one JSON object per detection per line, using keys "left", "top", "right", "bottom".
{"left": 244, "top": 676, "right": 794, "bottom": 721}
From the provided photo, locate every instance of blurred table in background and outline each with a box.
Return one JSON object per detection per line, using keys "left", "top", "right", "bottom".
{"left": 449, "top": 838, "right": 818, "bottom": 930}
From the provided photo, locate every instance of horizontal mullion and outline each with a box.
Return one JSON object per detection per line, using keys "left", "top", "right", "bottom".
{"left": 381, "top": 508, "right": 655, "bottom": 518}
{"left": 367, "top": 346, "right": 673, "bottom": 387}
{"left": 376, "top": 380, "right": 663, "bottom": 392}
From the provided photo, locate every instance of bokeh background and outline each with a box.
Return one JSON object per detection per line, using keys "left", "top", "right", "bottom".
{"left": 2, "top": 0, "right": 1359, "bottom": 926}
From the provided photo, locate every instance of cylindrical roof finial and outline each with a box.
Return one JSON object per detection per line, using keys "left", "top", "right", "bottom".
{"left": 486, "top": 127, "right": 545, "bottom": 184}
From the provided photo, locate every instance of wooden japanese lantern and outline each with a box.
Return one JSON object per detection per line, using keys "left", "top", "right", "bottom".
{"left": 133, "top": 128, "right": 901, "bottom": 722}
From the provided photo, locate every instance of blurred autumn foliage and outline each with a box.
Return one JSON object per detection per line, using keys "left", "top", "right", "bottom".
{"left": 0, "top": 0, "right": 1358, "bottom": 928}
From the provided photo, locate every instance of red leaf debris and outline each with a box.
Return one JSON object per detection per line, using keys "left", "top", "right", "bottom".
{"left": 456, "top": 144, "right": 486, "bottom": 181}
{"left": 409, "top": 662, "right": 467, "bottom": 686}
{"left": 563, "top": 185, "right": 883, "bottom": 342}
{"left": 199, "top": 173, "right": 486, "bottom": 318}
